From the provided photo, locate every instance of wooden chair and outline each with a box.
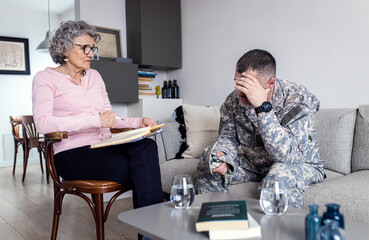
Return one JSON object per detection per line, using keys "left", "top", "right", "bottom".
{"left": 9, "top": 116, "right": 25, "bottom": 175}
{"left": 44, "top": 131, "right": 132, "bottom": 240}
{"left": 21, "top": 115, "right": 46, "bottom": 183}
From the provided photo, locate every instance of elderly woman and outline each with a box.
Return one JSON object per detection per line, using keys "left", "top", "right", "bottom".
{"left": 32, "top": 20, "right": 163, "bottom": 209}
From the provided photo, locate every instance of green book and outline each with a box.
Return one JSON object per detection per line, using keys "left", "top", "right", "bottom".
{"left": 196, "top": 200, "right": 249, "bottom": 232}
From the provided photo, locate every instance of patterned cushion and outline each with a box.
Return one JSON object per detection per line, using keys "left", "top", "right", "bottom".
{"left": 172, "top": 106, "right": 187, "bottom": 158}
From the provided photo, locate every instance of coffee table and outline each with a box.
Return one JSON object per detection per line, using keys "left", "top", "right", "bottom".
{"left": 117, "top": 192, "right": 369, "bottom": 240}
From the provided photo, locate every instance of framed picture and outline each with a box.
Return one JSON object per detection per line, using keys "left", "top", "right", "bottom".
{"left": 94, "top": 26, "right": 122, "bottom": 60}
{"left": 0, "top": 36, "right": 30, "bottom": 75}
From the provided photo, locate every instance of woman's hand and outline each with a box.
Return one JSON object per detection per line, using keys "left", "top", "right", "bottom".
{"left": 99, "top": 110, "right": 118, "bottom": 128}
{"left": 141, "top": 117, "right": 158, "bottom": 127}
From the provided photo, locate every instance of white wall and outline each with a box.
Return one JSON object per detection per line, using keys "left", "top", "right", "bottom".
{"left": 0, "top": 4, "right": 73, "bottom": 166}
{"left": 3, "top": 0, "right": 368, "bottom": 165}
{"left": 168, "top": 0, "right": 369, "bottom": 108}
{"left": 76, "top": 0, "right": 129, "bottom": 116}
{"left": 76, "top": 0, "right": 168, "bottom": 116}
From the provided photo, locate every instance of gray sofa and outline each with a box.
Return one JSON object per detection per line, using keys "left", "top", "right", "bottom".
{"left": 155, "top": 105, "right": 369, "bottom": 224}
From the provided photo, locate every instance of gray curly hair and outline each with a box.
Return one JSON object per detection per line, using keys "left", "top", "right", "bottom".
{"left": 49, "top": 20, "right": 101, "bottom": 64}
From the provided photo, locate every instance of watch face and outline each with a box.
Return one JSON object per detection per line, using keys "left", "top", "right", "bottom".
{"left": 262, "top": 102, "right": 273, "bottom": 112}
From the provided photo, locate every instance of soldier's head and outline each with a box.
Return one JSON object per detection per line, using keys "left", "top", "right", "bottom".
{"left": 236, "top": 49, "right": 276, "bottom": 82}
{"left": 235, "top": 49, "right": 276, "bottom": 105}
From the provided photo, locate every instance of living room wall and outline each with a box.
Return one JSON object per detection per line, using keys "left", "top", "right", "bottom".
{"left": 0, "top": 4, "right": 73, "bottom": 166}
{"left": 76, "top": 0, "right": 168, "bottom": 116}
{"left": 167, "top": 0, "right": 369, "bottom": 108}
{"left": 2, "top": 0, "right": 368, "bottom": 166}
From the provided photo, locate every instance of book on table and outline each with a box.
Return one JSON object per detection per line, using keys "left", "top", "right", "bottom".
{"left": 90, "top": 124, "right": 165, "bottom": 149}
{"left": 196, "top": 200, "right": 249, "bottom": 232}
{"left": 196, "top": 200, "right": 261, "bottom": 239}
{"left": 209, "top": 213, "right": 261, "bottom": 240}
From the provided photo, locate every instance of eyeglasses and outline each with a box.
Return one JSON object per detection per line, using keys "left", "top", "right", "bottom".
{"left": 74, "top": 44, "right": 98, "bottom": 55}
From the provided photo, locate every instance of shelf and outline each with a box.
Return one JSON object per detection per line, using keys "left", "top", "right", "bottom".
{"left": 127, "top": 98, "right": 183, "bottom": 122}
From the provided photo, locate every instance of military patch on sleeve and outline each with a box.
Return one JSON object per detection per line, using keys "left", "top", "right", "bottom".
{"left": 281, "top": 106, "right": 307, "bottom": 127}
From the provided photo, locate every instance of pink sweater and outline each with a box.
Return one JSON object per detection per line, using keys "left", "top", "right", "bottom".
{"left": 32, "top": 67, "right": 143, "bottom": 154}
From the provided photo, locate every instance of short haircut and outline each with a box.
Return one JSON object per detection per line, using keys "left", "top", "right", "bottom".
{"left": 236, "top": 49, "right": 276, "bottom": 78}
{"left": 49, "top": 20, "right": 101, "bottom": 64}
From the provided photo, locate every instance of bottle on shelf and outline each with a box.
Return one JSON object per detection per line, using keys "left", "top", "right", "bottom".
{"left": 162, "top": 80, "right": 168, "bottom": 99}
{"left": 306, "top": 204, "right": 322, "bottom": 240}
{"left": 170, "top": 80, "right": 175, "bottom": 98}
{"left": 167, "top": 80, "right": 173, "bottom": 99}
{"left": 173, "top": 79, "right": 180, "bottom": 98}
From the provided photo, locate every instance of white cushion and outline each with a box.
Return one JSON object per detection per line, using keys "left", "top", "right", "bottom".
{"left": 181, "top": 104, "right": 220, "bottom": 158}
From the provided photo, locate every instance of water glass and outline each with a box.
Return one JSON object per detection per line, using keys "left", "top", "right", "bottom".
{"left": 170, "top": 175, "right": 195, "bottom": 209}
{"left": 259, "top": 178, "right": 288, "bottom": 215}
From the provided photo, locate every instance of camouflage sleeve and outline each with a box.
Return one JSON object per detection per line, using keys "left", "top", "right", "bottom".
{"left": 258, "top": 104, "right": 318, "bottom": 164}
{"left": 215, "top": 99, "right": 240, "bottom": 160}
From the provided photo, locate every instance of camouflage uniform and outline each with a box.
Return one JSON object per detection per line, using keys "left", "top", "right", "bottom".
{"left": 195, "top": 79, "right": 325, "bottom": 208}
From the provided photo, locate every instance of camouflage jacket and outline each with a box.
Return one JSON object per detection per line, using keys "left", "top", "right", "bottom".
{"left": 216, "top": 78, "right": 325, "bottom": 176}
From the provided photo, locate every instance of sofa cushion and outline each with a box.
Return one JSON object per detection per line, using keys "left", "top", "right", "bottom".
{"left": 315, "top": 108, "right": 357, "bottom": 175}
{"left": 182, "top": 104, "right": 220, "bottom": 158}
{"left": 304, "top": 170, "right": 369, "bottom": 223}
{"left": 150, "top": 134, "right": 166, "bottom": 164}
{"left": 228, "top": 182, "right": 260, "bottom": 199}
{"left": 172, "top": 106, "right": 188, "bottom": 158}
{"left": 160, "top": 122, "right": 182, "bottom": 160}
{"left": 324, "top": 169, "right": 344, "bottom": 181}
{"left": 160, "top": 158, "right": 199, "bottom": 193}
{"left": 352, "top": 105, "right": 369, "bottom": 172}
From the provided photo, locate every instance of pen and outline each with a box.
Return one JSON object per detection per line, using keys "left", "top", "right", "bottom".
{"left": 115, "top": 116, "right": 126, "bottom": 121}
{"left": 98, "top": 112, "right": 126, "bottom": 121}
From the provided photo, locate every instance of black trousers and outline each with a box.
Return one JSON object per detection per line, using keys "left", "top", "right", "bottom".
{"left": 54, "top": 138, "right": 163, "bottom": 209}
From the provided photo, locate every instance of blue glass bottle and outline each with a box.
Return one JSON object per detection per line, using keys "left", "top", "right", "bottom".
{"left": 317, "top": 219, "right": 347, "bottom": 240}
{"left": 322, "top": 203, "right": 344, "bottom": 229}
{"left": 306, "top": 204, "right": 322, "bottom": 240}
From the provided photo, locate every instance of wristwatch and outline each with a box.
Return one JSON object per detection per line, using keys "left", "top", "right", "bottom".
{"left": 254, "top": 101, "right": 273, "bottom": 114}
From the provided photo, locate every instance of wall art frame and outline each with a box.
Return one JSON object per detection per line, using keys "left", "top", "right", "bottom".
{"left": 94, "top": 26, "right": 122, "bottom": 60}
{"left": 0, "top": 36, "right": 30, "bottom": 75}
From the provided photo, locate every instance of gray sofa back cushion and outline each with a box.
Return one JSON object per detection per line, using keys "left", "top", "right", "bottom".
{"left": 352, "top": 105, "right": 369, "bottom": 172}
{"left": 315, "top": 108, "right": 357, "bottom": 174}
{"left": 153, "top": 133, "right": 167, "bottom": 164}
{"left": 160, "top": 122, "right": 182, "bottom": 160}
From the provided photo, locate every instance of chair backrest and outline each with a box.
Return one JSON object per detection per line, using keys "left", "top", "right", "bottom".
{"left": 22, "top": 115, "right": 41, "bottom": 147}
{"left": 10, "top": 116, "right": 23, "bottom": 140}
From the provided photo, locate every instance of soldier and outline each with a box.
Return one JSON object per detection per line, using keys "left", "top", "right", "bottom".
{"left": 195, "top": 49, "right": 325, "bottom": 208}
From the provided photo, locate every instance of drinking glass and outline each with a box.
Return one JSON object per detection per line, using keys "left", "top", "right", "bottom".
{"left": 259, "top": 178, "right": 288, "bottom": 215}
{"left": 170, "top": 175, "right": 195, "bottom": 209}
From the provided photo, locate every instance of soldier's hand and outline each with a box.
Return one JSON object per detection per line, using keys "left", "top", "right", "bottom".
{"left": 212, "top": 162, "right": 228, "bottom": 175}
{"left": 234, "top": 72, "right": 270, "bottom": 108}
{"left": 216, "top": 151, "right": 225, "bottom": 158}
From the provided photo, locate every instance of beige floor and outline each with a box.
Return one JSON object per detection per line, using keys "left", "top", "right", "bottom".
{"left": 0, "top": 163, "right": 137, "bottom": 240}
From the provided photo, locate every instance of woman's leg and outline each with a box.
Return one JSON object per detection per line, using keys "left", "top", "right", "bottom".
{"left": 54, "top": 138, "right": 163, "bottom": 208}
{"left": 54, "top": 146, "right": 131, "bottom": 183}
{"left": 110, "top": 139, "right": 163, "bottom": 208}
